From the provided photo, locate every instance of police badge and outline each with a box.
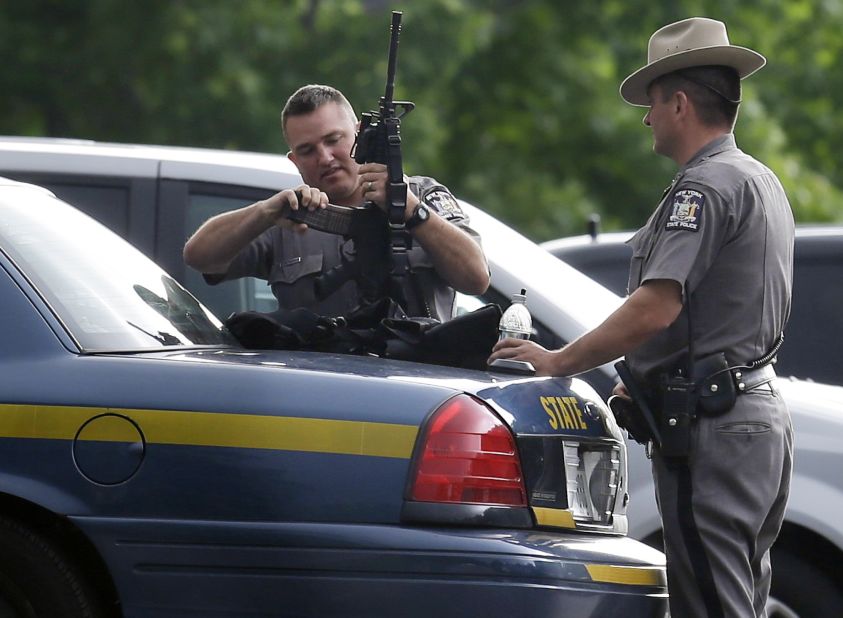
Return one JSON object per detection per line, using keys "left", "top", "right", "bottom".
{"left": 422, "top": 189, "right": 465, "bottom": 222}
{"left": 666, "top": 189, "right": 704, "bottom": 232}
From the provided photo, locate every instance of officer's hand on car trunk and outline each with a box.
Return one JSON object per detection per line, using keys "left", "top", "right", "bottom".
{"left": 488, "top": 338, "right": 559, "bottom": 376}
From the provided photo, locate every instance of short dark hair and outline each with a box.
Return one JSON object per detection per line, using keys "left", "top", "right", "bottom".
{"left": 281, "top": 84, "right": 356, "bottom": 140}
{"left": 652, "top": 66, "right": 741, "bottom": 128}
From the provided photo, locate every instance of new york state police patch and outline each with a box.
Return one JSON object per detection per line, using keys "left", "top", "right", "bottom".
{"left": 423, "top": 189, "right": 465, "bottom": 221}
{"left": 666, "top": 188, "right": 704, "bottom": 232}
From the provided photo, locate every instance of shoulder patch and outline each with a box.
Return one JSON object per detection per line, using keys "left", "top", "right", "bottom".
{"left": 665, "top": 188, "right": 704, "bottom": 232}
{"left": 423, "top": 189, "right": 464, "bottom": 221}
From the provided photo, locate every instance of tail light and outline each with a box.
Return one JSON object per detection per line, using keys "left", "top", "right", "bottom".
{"left": 409, "top": 395, "right": 527, "bottom": 507}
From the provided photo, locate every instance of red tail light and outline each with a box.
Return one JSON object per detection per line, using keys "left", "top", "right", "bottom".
{"left": 409, "top": 395, "right": 527, "bottom": 507}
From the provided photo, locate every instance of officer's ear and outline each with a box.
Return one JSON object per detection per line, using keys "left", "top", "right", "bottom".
{"left": 287, "top": 150, "right": 307, "bottom": 177}
{"left": 672, "top": 90, "right": 692, "bottom": 118}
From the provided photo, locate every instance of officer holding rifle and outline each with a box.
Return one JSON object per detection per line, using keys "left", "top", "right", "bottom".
{"left": 489, "top": 17, "right": 794, "bottom": 618}
{"left": 184, "top": 83, "right": 488, "bottom": 321}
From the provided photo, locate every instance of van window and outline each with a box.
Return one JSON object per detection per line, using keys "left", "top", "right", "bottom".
{"left": 783, "top": 256, "right": 842, "bottom": 384}
{"left": 185, "top": 192, "right": 277, "bottom": 320}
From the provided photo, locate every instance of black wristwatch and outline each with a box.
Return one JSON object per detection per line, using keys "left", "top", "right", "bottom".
{"left": 405, "top": 202, "right": 431, "bottom": 230}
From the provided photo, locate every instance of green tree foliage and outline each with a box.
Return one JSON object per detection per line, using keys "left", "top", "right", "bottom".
{"left": 1, "top": 0, "right": 841, "bottom": 240}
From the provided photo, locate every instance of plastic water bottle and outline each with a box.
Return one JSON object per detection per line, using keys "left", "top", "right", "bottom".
{"left": 498, "top": 289, "right": 532, "bottom": 341}
{"left": 488, "top": 288, "right": 535, "bottom": 374}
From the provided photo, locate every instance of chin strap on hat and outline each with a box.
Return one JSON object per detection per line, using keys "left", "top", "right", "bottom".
{"left": 676, "top": 70, "right": 742, "bottom": 104}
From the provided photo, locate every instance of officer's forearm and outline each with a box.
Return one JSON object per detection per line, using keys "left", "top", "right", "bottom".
{"left": 411, "top": 215, "right": 490, "bottom": 294}
{"left": 183, "top": 201, "right": 275, "bottom": 273}
{"left": 552, "top": 280, "right": 683, "bottom": 376}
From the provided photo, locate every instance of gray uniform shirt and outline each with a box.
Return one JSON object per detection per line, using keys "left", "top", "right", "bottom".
{"left": 206, "top": 176, "right": 483, "bottom": 321}
{"left": 626, "top": 134, "right": 794, "bottom": 383}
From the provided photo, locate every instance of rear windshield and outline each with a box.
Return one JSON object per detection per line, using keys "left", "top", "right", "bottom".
{"left": 0, "top": 184, "right": 234, "bottom": 351}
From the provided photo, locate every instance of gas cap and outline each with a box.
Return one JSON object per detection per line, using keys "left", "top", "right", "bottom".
{"left": 73, "top": 413, "right": 145, "bottom": 485}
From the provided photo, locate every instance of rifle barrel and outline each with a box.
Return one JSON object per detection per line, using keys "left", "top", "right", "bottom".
{"left": 383, "top": 11, "right": 402, "bottom": 104}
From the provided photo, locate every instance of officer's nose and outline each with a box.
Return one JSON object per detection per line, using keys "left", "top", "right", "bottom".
{"left": 643, "top": 109, "right": 652, "bottom": 127}
{"left": 316, "top": 144, "right": 334, "bottom": 164}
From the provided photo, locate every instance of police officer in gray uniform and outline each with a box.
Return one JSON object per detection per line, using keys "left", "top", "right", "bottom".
{"left": 489, "top": 18, "right": 794, "bottom": 617}
{"left": 184, "top": 85, "right": 489, "bottom": 321}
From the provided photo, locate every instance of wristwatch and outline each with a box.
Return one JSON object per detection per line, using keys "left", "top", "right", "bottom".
{"left": 405, "top": 202, "right": 431, "bottom": 230}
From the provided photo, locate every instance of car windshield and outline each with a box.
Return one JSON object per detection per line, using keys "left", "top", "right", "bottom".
{"left": 0, "top": 184, "right": 233, "bottom": 351}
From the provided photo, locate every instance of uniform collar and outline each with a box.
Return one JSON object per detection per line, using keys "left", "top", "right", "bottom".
{"left": 681, "top": 133, "right": 736, "bottom": 171}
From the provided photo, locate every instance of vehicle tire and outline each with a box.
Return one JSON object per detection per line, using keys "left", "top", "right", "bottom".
{"left": 0, "top": 516, "right": 103, "bottom": 618}
{"left": 769, "top": 546, "right": 843, "bottom": 617}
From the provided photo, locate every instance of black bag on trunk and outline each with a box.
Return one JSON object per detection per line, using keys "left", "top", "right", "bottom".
{"left": 224, "top": 300, "right": 502, "bottom": 371}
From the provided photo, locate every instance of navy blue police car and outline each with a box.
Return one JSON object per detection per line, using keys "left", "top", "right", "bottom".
{"left": 0, "top": 176, "right": 667, "bottom": 616}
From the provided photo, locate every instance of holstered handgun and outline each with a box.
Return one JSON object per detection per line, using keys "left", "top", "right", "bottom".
{"left": 607, "top": 395, "right": 652, "bottom": 447}
{"left": 613, "top": 360, "right": 662, "bottom": 448}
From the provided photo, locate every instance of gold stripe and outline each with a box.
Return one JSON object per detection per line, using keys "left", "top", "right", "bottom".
{"left": 0, "top": 404, "right": 417, "bottom": 459}
{"left": 586, "top": 564, "right": 666, "bottom": 586}
{"left": 78, "top": 413, "right": 140, "bottom": 442}
{"left": 532, "top": 506, "right": 576, "bottom": 529}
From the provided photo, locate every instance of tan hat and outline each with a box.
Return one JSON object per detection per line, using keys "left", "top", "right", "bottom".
{"left": 620, "top": 17, "right": 766, "bottom": 106}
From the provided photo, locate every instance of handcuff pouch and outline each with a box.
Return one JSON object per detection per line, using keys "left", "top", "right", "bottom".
{"left": 695, "top": 352, "right": 737, "bottom": 417}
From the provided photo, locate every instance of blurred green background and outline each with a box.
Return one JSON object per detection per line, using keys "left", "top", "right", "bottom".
{"left": 2, "top": 0, "right": 841, "bottom": 240}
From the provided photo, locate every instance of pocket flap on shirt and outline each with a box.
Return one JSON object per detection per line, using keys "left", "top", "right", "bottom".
{"left": 272, "top": 253, "right": 323, "bottom": 284}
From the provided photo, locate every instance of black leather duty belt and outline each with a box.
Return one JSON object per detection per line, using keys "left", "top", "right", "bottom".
{"left": 731, "top": 363, "right": 777, "bottom": 393}
{"left": 644, "top": 362, "right": 777, "bottom": 400}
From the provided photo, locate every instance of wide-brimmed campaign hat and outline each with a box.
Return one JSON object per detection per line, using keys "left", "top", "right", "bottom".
{"left": 620, "top": 17, "right": 766, "bottom": 106}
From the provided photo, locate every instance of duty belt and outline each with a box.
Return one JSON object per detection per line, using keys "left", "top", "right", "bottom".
{"left": 650, "top": 358, "right": 778, "bottom": 396}
{"left": 727, "top": 363, "right": 776, "bottom": 394}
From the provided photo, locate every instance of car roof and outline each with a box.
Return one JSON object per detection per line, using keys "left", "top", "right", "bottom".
{"left": 541, "top": 224, "right": 843, "bottom": 253}
{"left": 541, "top": 231, "right": 634, "bottom": 253}
{"left": 0, "top": 136, "right": 303, "bottom": 189}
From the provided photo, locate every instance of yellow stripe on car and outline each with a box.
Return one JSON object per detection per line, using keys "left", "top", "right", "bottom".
{"left": 0, "top": 404, "right": 418, "bottom": 459}
{"left": 586, "top": 564, "right": 667, "bottom": 587}
{"left": 532, "top": 506, "right": 576, "bottom": 529}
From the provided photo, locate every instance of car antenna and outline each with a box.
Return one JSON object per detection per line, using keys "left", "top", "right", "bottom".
{"left": 587, "top": 213, "right": 601, "bottom": 240}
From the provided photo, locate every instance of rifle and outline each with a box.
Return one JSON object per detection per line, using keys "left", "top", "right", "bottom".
{"left": 284, "top": 11, "right": 417, "bottom": 307}
{"left": 350, "top": 10, "right": 416, "bottom": 305}
{"left": 352, "top": 11, "right": 416, "bottom": 209}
